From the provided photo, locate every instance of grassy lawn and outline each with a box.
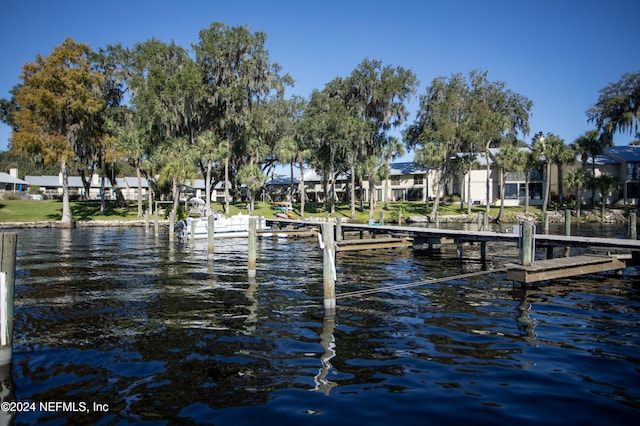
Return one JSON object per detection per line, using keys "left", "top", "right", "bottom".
{"left": 1, "top": 198, "right": 549, "bottom": 224}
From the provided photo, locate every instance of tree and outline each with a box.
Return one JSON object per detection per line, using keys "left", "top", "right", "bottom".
{"left": 574, "top": 129, "right": 612, "bottom": 204}
{"left": 345, "top": 59, "right": 417, "bottom": 216}
{"left": 194, "top": 22, "right": 291, "bottom": 214}
{"left": 548, "top": 137, "right": 575, "bottom": 206}
{"left": 564, "top": 168, "right": 590, "bottom": 216}
{"left": 10, "top": 38, "right": 105, "bottom": 227}
{"left": 587, "top": 71, "right": 640, "bottom": 141}
{"left": 593, "top": 173, "right": 621, "bottom": 218}
{"left": 405, "top": 73, "right": 469, "bottom": 221}
{"left": 382, "top": 136, "right": 404, "bottom": 209}
{"left": 532, "top": 132, "right": 556, "bottom": 214}
{"left": 494, "top": 141, "right": 527, "bottom": 222}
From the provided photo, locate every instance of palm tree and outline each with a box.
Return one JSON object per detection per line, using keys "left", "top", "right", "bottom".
{"left": 549, "top": 137, "right": 576, "bottom": 206}
{"left": 564, "top": 168, "right": 591, "bottom": 217}
{"left": 532, "top": 132, "right": 553, "bottom": 214}
{"left": 382, "top": 136, "right": 404, "bottom": 209}
{"left": 494, "top": 142, "right": 527, "bottom": 222}
{"left": 593, "top": 173, "right": 621, "bottom": 218}
{"left": 574, "top": 130, "right": 612, "bottom": 205}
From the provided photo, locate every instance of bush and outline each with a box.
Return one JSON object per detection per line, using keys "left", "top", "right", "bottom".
{"left": 3, "top": 192, "right": 21, "bottom": 200}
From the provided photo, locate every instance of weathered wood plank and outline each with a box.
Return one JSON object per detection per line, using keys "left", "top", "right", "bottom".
{"left": 506, "top": 255, "right": 626, "bottom": 283}
{"left": 336, "top": 237, "right": 412, "bottom": 252}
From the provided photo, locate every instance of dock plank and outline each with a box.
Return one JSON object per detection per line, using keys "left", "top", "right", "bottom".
{"left": 336, "top": 237, "right": 412, "bottom": 252}
{"left": 506, "top": 254, "right": 626, "bottom": 283}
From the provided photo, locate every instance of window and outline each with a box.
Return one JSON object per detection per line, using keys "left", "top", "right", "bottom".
{"left": 504, "top": 183, "right": 518, "bottom": 199}
{"left": 391, "top": 177, "right": 400, "bottom": 186}
{"left": 414, "top": 176, "right": 423, "bottom": 185}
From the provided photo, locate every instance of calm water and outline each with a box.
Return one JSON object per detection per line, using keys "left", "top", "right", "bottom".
{"left": 2, "top": 224, "right": 640, "bottom": 425}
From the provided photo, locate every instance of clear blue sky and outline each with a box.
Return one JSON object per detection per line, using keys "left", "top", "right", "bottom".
{"left": 2, "top": 0, "right": 639, "bottom": 161}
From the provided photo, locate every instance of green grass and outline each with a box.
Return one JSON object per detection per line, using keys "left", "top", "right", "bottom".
{"left": 0, "top": 198, "right": 563, "bottom": 224}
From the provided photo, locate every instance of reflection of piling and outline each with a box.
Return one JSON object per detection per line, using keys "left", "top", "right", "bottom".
{"left": 321, "top": 223, "right": 336, "bottom": 314}
{"left": 629, "top": 211, "right": 637, "bottom": 240}
{"left": 312, "top": 312, "right": 337, "bottom": 394}
{"left": 0, "top": 233, "right": 16, "bottom": 366}
{"left": 154, "top": 209, "right": 159, "bottom": 238}
{"left": 248, "top": 218, "right": 257, "bottom": 278}
{"left": 207, "top": 215, "right": 215, "bottom": 259}
{"left": 169, "top": 212, "right": 175, "bottom": 242}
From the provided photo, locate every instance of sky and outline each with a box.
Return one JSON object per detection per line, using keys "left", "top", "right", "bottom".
{"left": 1, "top": 0, "right": 639, "bottom": 163}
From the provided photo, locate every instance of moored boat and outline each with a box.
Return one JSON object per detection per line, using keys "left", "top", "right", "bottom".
{"left": 175, "top": 198, "right": 268, "bottom": 239}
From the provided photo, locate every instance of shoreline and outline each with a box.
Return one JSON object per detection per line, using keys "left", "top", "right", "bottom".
{"left": 0, "top": 209, "right": 631, "bottom": 230}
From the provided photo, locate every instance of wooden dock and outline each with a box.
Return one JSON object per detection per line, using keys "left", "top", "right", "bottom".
{"left": 257, "top": 229, "right": 319, "bottom": 239}
{"left": 506, "top": 254, "right": 627, "bottom": 283}
{"left": 335, "top": 237, "right": 413, "bottom": 252}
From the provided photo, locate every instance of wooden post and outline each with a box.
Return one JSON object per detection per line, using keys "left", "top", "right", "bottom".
{"left": 336, "top": 217, "right": 343, "bottom": 242}
{"left": 145, "top": 209, "right": 150, "bottom": 233}
{"left": 379, "top": 212, "right": 384, "bottom": 226}
{"left": 543, "top": 212, "right": 550, "bottom": 235}
{"left": 0, "top": 233, "right": 17, "bottom": 366}
{"left": 477, "top": 212, "right": 484, "bottom": 231}
{"left": 563, "top": 208, "right": 571, "bottom": 257}
{"left": 520, "top": 221, "right": 534, "bottom": 266}
{"left": 480, "top": 241, "right": 486, "bottom": 261}
{"left": 169, "top": 211, "right": 175, "bottom": 242}
{"left": 398, "top": 210, "right": 402, "bottom": 226}
{"left": 483, "top": 212, "right": 489, "bottom": 231}
{"left": 189, "top": 220, "right": 195, "bottom": 244}
{"left": 248, "top": 217, "right": 257, "bottom": 278}
{"left": 321, "top": 222, "right": 336, "bottom": 314}
{"left": 207, "top": 215, "right": 215, "bottom": 259}
{"left": 629, "top": 211, "right": 637, "bottom": 240}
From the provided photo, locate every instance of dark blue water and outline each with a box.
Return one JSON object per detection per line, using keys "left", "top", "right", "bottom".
{"left": 3, "top": 225, "right": 640, "bottom": 425}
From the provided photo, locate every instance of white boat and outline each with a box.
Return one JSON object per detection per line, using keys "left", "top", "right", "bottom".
{"left": 175, "top": 198, "right": 268, "bottom": 239}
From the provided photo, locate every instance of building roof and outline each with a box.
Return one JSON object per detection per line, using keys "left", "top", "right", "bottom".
{"left": 0, "top": 172, "right": 27, "bottom": 185}
{"left": 605, "top": 145, "right": 640, "bottom": 162}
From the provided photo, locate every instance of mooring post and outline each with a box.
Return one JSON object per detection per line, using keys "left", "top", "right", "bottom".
{"left": 398, "top": 210, "right": 403, "bottom": 226}
{"left": 563, "top": 208, "right": 571, "bottom": 257}
{"left": 169, "top": 211, "right": 175, "bottom": 242}
{"left": 543, "top": 212, "right": 550, "bottom": 235}
{"left": 189, "top": 220, "right": 196, "bottom": 244}
{"left": 336, "top": 217, "right": 343, "bottom": 242}
{"left": 145, "top": 209, "right": 150, "bottom": 233}
{"left": 520, "top": 220, "right": 534, "bottom": 266}
{"left": 321, "top": 222, "right": 336, "bottom": 314}
{"left": 477, "top": 212, "right": 484, "bottom": 231}
{"left": 629, "top": 211, "right": 637, "bottom": 240}
{"left": 248, "top": 217, "right": 257, "bottom": 278}
{"left": 0, "top": 233, "right": 17, "bottom": 366}
{"left": 207, "top": 214, "right": 215, "bottom": 259}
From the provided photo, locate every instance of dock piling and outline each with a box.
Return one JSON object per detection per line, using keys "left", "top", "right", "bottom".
{"left": 629, "top": 211, "right": 637, "bottom": 240}
{"left": 321, "top": 223, "right": 336, "bottom": 314}
{"left": 0, "top": 233, "right": 16, "bottom": 366}
{"left": 564, "top": 209, "right": 571, "bottom": 257}
{"left": 248, "top": 217, "right": 257, "bottom": 278}
{"left": 520, "top": 221, "right": 535, "bottom": 266}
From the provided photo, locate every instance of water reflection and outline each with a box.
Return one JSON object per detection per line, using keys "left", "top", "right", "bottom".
{"left": 6, "top": 225, "right": 640, "bottom": 424}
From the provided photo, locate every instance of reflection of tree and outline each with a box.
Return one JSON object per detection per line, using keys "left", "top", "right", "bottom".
{"left": 312, "top": 313, "right": 337, "bottom": 395}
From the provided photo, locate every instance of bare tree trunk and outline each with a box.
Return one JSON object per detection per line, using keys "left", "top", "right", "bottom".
{"left": 350, "top": 164, "right": 356, "bottom": 219}
{"left": 136, "top": 164, "right": 143, "bottom": 217}
{"left": 60, "top": 159, "right": 73, "bottom": 228}
{"left": 224, "top": 156, "right": 230, "bottom": 215}
{"left": 298, "top": 158, "right": 306, "bottom": 218}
